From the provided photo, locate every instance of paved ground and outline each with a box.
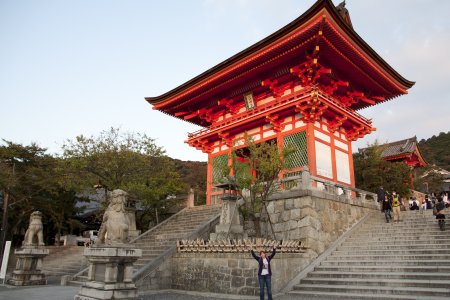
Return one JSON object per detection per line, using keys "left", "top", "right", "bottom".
{"left": 0, "top": 284, "right": 79, "bottom": 300}
{"left": 0, "top": 284, "right": 328, "bottom": 300}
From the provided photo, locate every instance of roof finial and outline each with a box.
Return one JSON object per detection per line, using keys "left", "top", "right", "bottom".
{"left": 335, "top": 1, "right": 353, "bottom": 29}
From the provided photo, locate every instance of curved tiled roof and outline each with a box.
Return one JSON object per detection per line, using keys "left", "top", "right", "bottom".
{"left": 380, "top": 137, "right": 418, "bottom": 158}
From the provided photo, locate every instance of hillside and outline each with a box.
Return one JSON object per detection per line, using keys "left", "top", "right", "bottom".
{"left": 419, "top": 131, "right": 450, "bottom": 170}
{"left": 172, "top": 159, "right": 207, "bottom": 204}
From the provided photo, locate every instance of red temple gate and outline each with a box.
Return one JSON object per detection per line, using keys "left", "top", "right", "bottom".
{"left": 146, "top": 0, "right": 414, "bottom": 204}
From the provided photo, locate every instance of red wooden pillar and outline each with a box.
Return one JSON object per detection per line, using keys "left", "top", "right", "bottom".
{"left": 348, "top": 141, "right": 356, "bottom": 188}
{"left": 206, "top": 154, "right": 213, "bottom": 205}
{"left": 330, "top": 133, "right": 337, "bottom": 182}
{"left": 306, "top": 122, "right": 317, "bottom": 176}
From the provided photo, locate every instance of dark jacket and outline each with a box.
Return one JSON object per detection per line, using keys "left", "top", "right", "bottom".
{"left": 382, "top": 199, "right": 392, "bottom": 211}
{"left": 251, "top": 248, "right": 276, "bottom": 276}
{"left": 436, "top": 200, "right": 446, "bottom": 213}
{"left": 377, "top": 188, "right": 386, "bottom": 203}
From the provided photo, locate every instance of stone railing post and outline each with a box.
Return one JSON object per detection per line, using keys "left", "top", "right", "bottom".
{"left": 301, "top": 167, "right": 311, "bottom": 190}
{"left": 324, "top": 182, "right": 336, "bottom": 195}
{"left": 360, "top": 192, "right": 367, "bottom": 201}
{"left": 344, "top": 188, "right": 352, "bottom": 200}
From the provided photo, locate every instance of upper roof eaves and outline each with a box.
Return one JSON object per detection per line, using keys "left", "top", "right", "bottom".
{"left": 146, "top": 0, "right": 414, "bottom": 108}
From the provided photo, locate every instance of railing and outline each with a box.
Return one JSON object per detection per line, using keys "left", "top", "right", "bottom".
{"left": 177, "top": 238, "right": 305, "bottom": 253}
{"left": 132, "top": 213, "right": 221, "bottom": 283}
{"left": 281, "top": 168, "right": 378, "bottom": 203}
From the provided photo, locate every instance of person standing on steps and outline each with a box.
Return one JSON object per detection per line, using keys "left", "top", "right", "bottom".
{"left": 382, "top": 195, "right": 393, "bottom": 223}
{"left": 410, "top": 197, "right": 420, "bottom": 211}
{"left": 392, "top": 191, "right": 402, "bottom": 222}
{"left": 250, "top": 245, "right": 277, "bottom": 300}
{"left": 377, "top": 186, "right": 386, "bottom": 211}
{"left": 435, "top": 197, "right": 446, "bottom": 230}
{"left": 443, "top": 192, "right": 449, "bottom": 208}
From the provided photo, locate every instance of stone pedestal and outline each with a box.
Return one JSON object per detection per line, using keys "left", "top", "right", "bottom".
{"left": 186, "top": 188, "right": 195, "bottom": 208}
{"left": 125, "top": 199, "right": 141, "bottom": 240}
{"left": 7, "top": 247, "right": 49, "bottom": 286}
{"left": 74, "top": 246, "right": 142, "bottom": 300}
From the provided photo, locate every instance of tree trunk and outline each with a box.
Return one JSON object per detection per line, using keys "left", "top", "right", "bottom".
{"left": 253, "top": 216, "right": 261, "bottom": 237}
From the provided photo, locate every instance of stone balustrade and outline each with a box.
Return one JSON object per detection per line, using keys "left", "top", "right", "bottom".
{"left": 281, "top": 169, "right": 378, "bottom": 203}
{"left": 177, "top": 238, "right": 305, "bottom": 253}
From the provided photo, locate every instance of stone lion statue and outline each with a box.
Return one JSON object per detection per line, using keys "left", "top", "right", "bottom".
{"left": 97, "top": 189, "right": 129, "bottom": 245}
{"left": 23, "top": 211, "right": 45, "bottom": 246}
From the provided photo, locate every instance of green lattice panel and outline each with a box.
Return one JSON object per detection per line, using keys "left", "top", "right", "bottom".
{"left": 212, "top": 154, "right": 228, "bottom": 184}
{"left": 284, "top": 131, "right": 308, "bottom": 169}
{"left": 234, "top": 159, "right": 251, "bottom": 182}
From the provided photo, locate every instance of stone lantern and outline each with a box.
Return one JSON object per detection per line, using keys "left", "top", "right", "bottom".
{"left": 209, "top": 177, "right": 246, "bottom": 241}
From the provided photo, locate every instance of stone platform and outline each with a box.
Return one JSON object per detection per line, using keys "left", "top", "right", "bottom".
{"left": 74, "top": 247, "right": 142, "bottom": 300}
{"left": 7, "top": 247, "right": 49, "bottom": 286}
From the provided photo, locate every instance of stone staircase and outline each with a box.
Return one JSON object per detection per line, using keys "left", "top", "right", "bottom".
{"left": 42, "top": 246, "right": 87, "bottom": 277}
{"left": 132, "top": 204, "right": 221, "bottom": 271}
{"left": 289, "top": 209, "right": 450, "bottom": 299}
{"left": 69, "top": 204, "right": 221, "bottom": 285}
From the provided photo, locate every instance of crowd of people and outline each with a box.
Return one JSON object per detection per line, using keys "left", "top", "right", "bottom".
{"left": 377, "top": 187, "right": 449, "bottom": 225}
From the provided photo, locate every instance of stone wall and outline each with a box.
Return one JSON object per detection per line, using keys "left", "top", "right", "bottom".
{"left": 170, "top": 252, "right": 315, "bottom": 296}
{"left": 137, "top": 191, "right": 378, "bottom": 294}
{"left": 261, "top": 189, "right": 377, "bottom": 256}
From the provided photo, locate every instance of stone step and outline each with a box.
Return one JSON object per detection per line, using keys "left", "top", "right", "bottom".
{"left": 353, "top": 228, "right": 450, "bottom": 235}
{"left": 314, "top": 265, "right": 450, "bottom": 273}
{"left": 288, "top": 290, "right": 450, "bottom": 300}
{"left": 309, "top": 271, "right": 450, "bottom": 280}
{"left": 348, "top": 232, "right": 450, "bottom": 238}
{"left": 67, "top": 280, "right": 85, "bottom": 287}
{"left": 337, "top": 241, "right": 450, "bottom": 253}
{"left": 363, "top": 220, "right": 444, "bottom": 226}
{"left": 140, "top": 247, "right": 169, "bottom": 252}
{"left": 348, "top": 232, "right": 450, "bottom": 239}
{"left": 364, "top": 218, "right": 440, "bottom": 223}
{"left": 129, "top": 205, "right": 220, "bottom": 276}
{"left": 344, "top": 237, "right": 450, "bottom": 244}
{"left": 292, "top": 283, "right": 450, "bottom": 297}
{"left": 327, "top": 254, "right": 450, "bottom": 261}
{"left": 320, "top": 259, "right": 450, "bottom": 267}
{"left": 135, "top": 244, "right": 169, "bottom": 249}
{"left": 333, "top": 249, "right": 450, "bottom": 255}
{"left": 300, "top": 277, "right": 450, "bottom": 289}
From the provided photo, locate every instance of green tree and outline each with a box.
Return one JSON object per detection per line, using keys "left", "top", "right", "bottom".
{"left": 62, "top": 127, "right": 186, "bottom": 230}
{"left": 419, "top": 131, "right": 450, "bottom": 170}
{"left": 0, "top": 141, "right": 82, "bottom": 252}
{"left": 354, "top": 142, "right": 411, "bottom": 197}
{"left": 224, "top": 138, "right": 293, "bottom": 238}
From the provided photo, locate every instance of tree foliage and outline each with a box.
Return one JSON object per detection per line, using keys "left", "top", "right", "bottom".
{"left": 354, "top": 142, "right": 411, "bottom": 197}
{"left": 224, "top": 138, "right": 294, "bottom": 237}
{"left": 0, "top": 141, "right": 82, "bottom": 247}
{"left": 419, "top": 131, "right": 450, "bottom": 170}
{"left": 62, "top": 127, "right": 186, "bottom": 230}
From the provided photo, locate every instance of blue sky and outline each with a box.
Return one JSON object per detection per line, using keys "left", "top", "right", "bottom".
{"left": 1, "top": 0, "right": 449, "bottom": 161}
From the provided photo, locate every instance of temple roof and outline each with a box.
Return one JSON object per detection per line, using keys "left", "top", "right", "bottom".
{"left": 146, "top": 0, "right": 414, "bottom": 125}
{"left": 381, "top": 137, "right": 419, "bottom": 158}
{"left": 380, "top": 137, "right": 427, "bottom": 167}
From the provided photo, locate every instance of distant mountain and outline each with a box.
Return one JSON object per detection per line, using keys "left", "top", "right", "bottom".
{"left": 419, "top": 131, "right": 450, "bottom": 170}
